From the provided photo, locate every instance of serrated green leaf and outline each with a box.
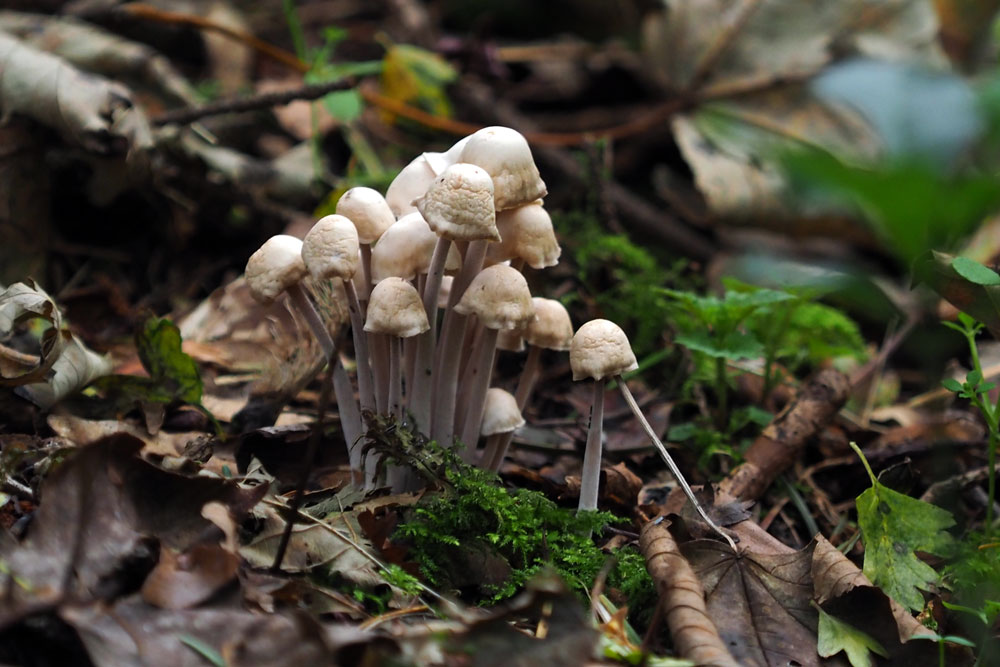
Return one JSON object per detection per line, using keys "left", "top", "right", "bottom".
{"left": 952, "top": 257, "right": 1000, "bottom": 286}
{"left": 853, "top": 444, "right": 955, "bottom": 611}
{"left": 674, "top": 329, "right": 763, "bottom": 360}
{"left": 815, "top": 604, "right": 888, "bottom": 667}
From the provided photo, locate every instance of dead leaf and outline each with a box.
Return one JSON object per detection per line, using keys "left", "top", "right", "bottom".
{"left": 0, "top": 434, "right": 265, "bottom": 625}
{"left": 47, "top": 413, "right": 201, "bottom": 458}
{"left": 141, "top": 542, "right": 239, "bottom": 610}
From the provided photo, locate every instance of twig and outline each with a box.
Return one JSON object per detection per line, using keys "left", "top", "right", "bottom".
{"left": 271, "top": 363, "right": 334, "bottom": 572}
{"left": 153, "top": 78, "right": 357, "bottom": 126}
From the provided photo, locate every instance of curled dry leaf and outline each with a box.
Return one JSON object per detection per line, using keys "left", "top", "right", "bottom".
{"left": 141, "top": 542, "right": 239, "bottom": 610}
{"left": 640, "top": 519, "right": 738, "bottom": 667}
{"left": 0, "top": 30, "right": 152, "bottom": 155}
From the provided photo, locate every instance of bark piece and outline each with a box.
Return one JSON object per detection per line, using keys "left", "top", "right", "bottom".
{"left": 720, "top": 369, "right": 849, "bottom": 501}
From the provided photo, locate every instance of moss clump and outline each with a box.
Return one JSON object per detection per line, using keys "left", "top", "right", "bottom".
{"left": 393, "top": 443, "right": 655, "bottom": 622}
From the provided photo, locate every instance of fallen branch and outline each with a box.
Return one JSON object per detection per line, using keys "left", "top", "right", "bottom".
{"left": 640, "top": 519, "right": 739, "bottom": 667}
{"left": 720, "top": 369, "right": 849, "bottom": 502}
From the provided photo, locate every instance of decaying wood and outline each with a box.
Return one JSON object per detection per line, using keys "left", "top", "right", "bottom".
{"left": 720, "top": 369, "right": 849, "bottom": 502}
{"left": 639, "top": 519, "right": 739, "bottom": 667}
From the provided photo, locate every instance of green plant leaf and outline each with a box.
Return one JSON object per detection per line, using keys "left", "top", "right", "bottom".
{"left": 815, "top": 604, "right": 889, "bottom": 667}
{"left": 952, "top": 257, "right": 1000, "bottom": 286}
{"left": 674, "top": 329, "right": 763, "bottom": 360}
{"left": 321, "top": 88, "right": 363, "bottom": 122}
{"left": 379, "top": 42, "right": 457, "bottom": 120}
{"left": 852, "top": 444, "right": 955, "bottom": 611}
{"left": 941, "top": 378, "right": 964, "bottom": 392}
{"left": 136, "top": 317, "right": 202, "bottom": 404}
{"left": 913, "top": 250, "right": 1000, "bottom": 338}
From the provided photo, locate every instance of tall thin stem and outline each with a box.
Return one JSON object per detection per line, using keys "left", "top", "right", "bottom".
{"left": 458, "top": 328, "right": 499, "bottom": 461}
{"left": 618, "top": 378, "right": 737, "bottom": 552}
{"left": 579, "top": 378, "right": 606, "bottom": 512}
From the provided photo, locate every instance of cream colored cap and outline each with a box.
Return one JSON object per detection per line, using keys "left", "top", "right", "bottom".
{"left": 415, "top": 163, "right": 499, "bottom": 242}
{"left": 525, "top": 298, "right": 573, "bottom": 351}
{"left": 486, "top": 202, "right": 561, "bottom": 269}
{"left": 385, "top": 155, "right": 436, "bottom": 218}
{"left": 301, "top": 215, "right": 359, "bottom": 281}
{"left": 570, "top": 319, "right": 638, "bottom": 381}
{"left": 245, "top": 235, "right": 308, "bottom": 305}
{"left": 454, "top": 264, "right": 535, "bottom": 330}
{"left": 459, "top": 126, "right": 547, "bottom": 211}
{"left": 364, "top": 277, "right": 430, "bottom": 338}
{"left": 371, "top": 213, "right": 461, "bottom": 283}
{"left": 481, "top": 387, "right": 525, "bottom": 436}
{"left": 335, "top": 187, "right": 394, "bottom": 244}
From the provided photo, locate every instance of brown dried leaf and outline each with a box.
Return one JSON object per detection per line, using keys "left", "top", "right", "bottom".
{"left": 141, "top": 542, "right": 239, "bottom": 610}
{"left": 0, "top": 434, "right": 265, "bottom": 625}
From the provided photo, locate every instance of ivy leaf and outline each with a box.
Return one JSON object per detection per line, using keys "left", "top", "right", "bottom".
{"left": 852, "top": 443, "right": 955, "bottom": 611}
{"left": 815, "top": 604, "right": 889, "bottom": 667}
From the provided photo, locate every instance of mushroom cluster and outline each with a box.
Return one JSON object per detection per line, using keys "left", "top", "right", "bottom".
{"left": 244, "top": 126, "right": 731, "bottom": 547}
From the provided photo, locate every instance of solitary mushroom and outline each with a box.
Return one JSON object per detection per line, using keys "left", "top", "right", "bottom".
{"left": 570, "top": 319, "right": 736, "bottom": 550}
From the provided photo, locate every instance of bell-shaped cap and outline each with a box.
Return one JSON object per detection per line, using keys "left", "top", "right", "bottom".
{"left": 364, "top": 277, "right": 430, "bottom": 338}
{"left": 524, "top": 298, "right": 573, "bottom": 351}
{"left": 422, "top": 135, "right": 471, "bottom": 176}
{"left": 570, "top": 319, "right": 638, "bottom": 381}
{"left": 459, "top": 126, "right": 547, "bottom": 211}
{"left": 371, "top": 213, "right": 461, "bottom": 283}
{"left": 245, "top": 235, "right": 307, "bottom": 305}
{"left": 335, "top": 187, "right": 394, "bottom": 244}
{"left": 301, "top": 215, "right": 359, "bottom": 281}
{"left": 486, "top": 202, "right": 560, "bottom": 269}
{"left": 415, "top": 163, "right": 499, "bottom": 242}
{"left": 454, "top": 264, "right": 535, "bottom": 331}
{"left": 481, "top": 387, "right": 525, "bottom": 436}
{"left": 385, "top": 155, "right": 436, "bottom": 218}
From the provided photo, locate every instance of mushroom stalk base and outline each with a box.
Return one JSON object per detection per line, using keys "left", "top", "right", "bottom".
{"left": 618, "top": 378, "right": 737, "bottom": 552}
{"left": 579, "top": 378, "right": 606, "bottom": 512}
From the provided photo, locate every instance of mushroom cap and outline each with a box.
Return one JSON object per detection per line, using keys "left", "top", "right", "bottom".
{"left": 486, "top": 202, "right": 561, "bottom": 269}
{"left": 371, "top": 213, "right": 462, "bottom": 283}
{"left": 454, "top": 264, "right": 535, "bottom": 330}
{"left": 301, "top": 215, "right": 360, "bottom": 281}
{"left": 481, "top": 387, "right": 525, "bottom": 436}
{"left": 459, "top": 126, "right": 547, "bottom": 211}
{"left": 385, "top": 155, "right": 436, "bottom": 218}
{"left": 525, "top": 298, "right": 573, "bottom": 351}
{"left": 415, "top": 163, "right": 500, "bottom": 242}
{"left": 245, "top": 235, "right": 308, "bottom": 305}
{"left": 335, "top": 187, "right": 394, "bottom": 244}
{"left": 364, "top": 277, "right": 430, "bottom": 338}
{"left": 570, "top": 319, "right": 638, "bottom": 381}
{"left": 422, "top": 135, "right": 471, "bottom": 176}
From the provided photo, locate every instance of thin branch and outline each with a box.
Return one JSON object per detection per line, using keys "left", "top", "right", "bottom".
{"left": 152, "top": 78, "right": 357, "bottom": 126}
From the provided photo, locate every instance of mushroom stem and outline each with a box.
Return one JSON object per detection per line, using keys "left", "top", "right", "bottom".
{"left": 515, "top": 345, "right": 542, "bottom": 409}
{"left": 286, "top": 284, "right": 364, "bottom": 476}
{"left": 389, "top": 336, "right": 402, "bottom": 420}
{"left": 481, "top": 434, "right": 505, "bottom": 471}
{"left": 579, "top": 378, "right": 606, "bottom": 512}
{"left": 287, "top": 283, "right": 336, "bottom": 360}
{"left": 431, "top": 240, "right": 489, "bottom": 447}
{"left": 345, "top": 281, "right": 375, "bottom": 414}
{"left": 411, "top": 237, "right": 451, "bottom": 433}
{"left": 458, "top": 327, "right": 499, "bottom": 462}
{"left": 617, "top": 378, "right": 737, "bottom": 552}
{"left": 371, "top": 333, "right": 390, "bottom": 414}
{"left": 359, "top": 244, "right": 373, "bottom": 302}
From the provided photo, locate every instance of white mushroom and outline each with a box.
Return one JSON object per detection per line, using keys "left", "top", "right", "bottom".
{"left": 459, "top": 126, "right": 547, "bottom": 211}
